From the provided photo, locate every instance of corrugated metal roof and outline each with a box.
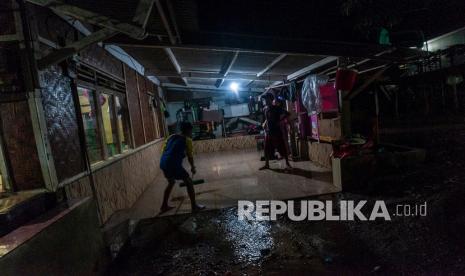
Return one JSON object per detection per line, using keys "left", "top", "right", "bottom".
{"left": 248, "top": 80, "right": 275, "bottom": 89}
{"left": 187, "top": 78, "right": 217, "bottom": 86}
{"left": 123, "top": 47, "right": 177, "bottom": 74}
{"left": 268, "top": 55, "right": 326, "bottom": 75}
{"left": 230, "top": 52, "right": 281, "bottom": 74}
{"left": 172, "top": 48, "right": 227, "bottom": 72}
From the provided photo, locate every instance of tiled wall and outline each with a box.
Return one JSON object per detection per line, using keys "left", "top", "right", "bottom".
{"left": 308, "top": 142, "right": 333, "bottom": 169}
{"left": 65, "top": 141, "right": 164, "bottom": 223}
{"left": 40, "top": 67, "right": 85, "bottom": 182}
{"left": 193, "top": 135, "right": 257, "bottom": 154}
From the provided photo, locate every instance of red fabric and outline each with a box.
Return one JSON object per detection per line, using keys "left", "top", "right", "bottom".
{"left": 319, "top": 83, "right": 338, "bottom": 112}
{"left": 265, "top": 134, "right": 287, "bottom": 158}
{"left": 335, "top": 68, "right": 358, "bottom": 91}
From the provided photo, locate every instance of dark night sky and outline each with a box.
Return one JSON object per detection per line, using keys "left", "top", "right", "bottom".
{"left": 197, "top": 0, "right": 465, "bottom": 42}
{"left": 65, "top": 0, "right": 465, "bottom": 44}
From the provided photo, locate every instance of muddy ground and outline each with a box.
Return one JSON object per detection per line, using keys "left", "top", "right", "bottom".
{"left": 108, "top": 128, "right": 465, "bottom": 275}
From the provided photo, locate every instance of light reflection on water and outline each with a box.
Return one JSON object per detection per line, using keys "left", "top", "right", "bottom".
{"left": 219, "top": 209, "right": 274, "bottom": 263}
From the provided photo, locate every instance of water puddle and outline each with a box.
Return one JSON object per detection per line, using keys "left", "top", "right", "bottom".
{"left": 218, "top": 209, "right": 273, "bottom": 263}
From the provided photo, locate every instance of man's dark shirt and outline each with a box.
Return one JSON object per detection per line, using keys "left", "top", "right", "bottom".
{"left": 264, "top": 105, "right": 288, "bottom": 136}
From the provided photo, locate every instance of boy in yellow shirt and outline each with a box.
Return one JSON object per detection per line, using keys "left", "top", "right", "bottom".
{"left": 160, "top": 122, "right": 205, "bottom": 213}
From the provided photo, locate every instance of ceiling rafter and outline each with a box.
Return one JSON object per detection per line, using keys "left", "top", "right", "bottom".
{"left": 164, "top": 48, "right": 189, "bottom": 86}
{"left": 163, "top": 83, "right": 263, "bottom": 93}
{"left": 108, "top": 32, "right": 418, "bottom": 61}
{"left": 256, "top": 54, "right": 287, "bottom": 77}
{"left": 166, "top": 0, "right": 182, "bottom": 44}
{"left": 156, "top": 71, "right": 286, "bottom": 82}
{"left": 26, "top": 0, "right": 147, "bottom": 39}
{"left": 133, "top": 0, "right": 155, "bottom": 29}
{"left": 154, "top": 0, "right": 189, "bottom": 86}
{"left": 286, "top": 56, "right": 338, "bottom": 81}
{"left": 155, "top": 0, "right": 176, "bottom": 45}
{"left": 37, "top": 28, "right": 118, "bottom": 69}
{"left": 215, "top": 51, "right": 239, "bottom": 88}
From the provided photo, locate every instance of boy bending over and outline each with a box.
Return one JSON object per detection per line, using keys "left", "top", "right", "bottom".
{"left": 160, "top": 122, "right": 205, "bottom": 213}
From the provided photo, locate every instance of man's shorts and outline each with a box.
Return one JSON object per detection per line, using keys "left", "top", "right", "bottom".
{"left": 161, "top": 165, "right": 189, "bottom": 180}
{"left": 264, "top": 134, "right": 287, "bottom": 159}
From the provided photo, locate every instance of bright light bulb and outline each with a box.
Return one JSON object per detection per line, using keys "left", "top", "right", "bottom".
{"left": 230, "top": 82, "right": 239, "bottom": 94}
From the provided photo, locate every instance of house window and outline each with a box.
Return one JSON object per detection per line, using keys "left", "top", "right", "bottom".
{"left": 100, "top": 93, "right": 119, "bottom": 157}
{"left": 78, "top": 87, "right": 104, "bottom": 163}
{"left": 115, "top": 95, "right": 131, "bottom": 152}
{"left": 77, "top": 84, "right": 132, "bottom": 163}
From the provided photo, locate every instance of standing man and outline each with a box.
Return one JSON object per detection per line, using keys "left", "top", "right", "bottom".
{"left": 260, "top": 93, "right": 292, "bottom": 170}
{"left": 160, "top": 122, "right": 205, "bottom": 213}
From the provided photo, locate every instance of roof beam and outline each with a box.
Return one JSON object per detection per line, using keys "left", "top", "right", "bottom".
{"left": 54, "top": 13, "right": 149, "bottom": 78}
{"left": 346, "top": 65, "right": 390, "bottom": 100}
{"left": 133, "top": 0, "right": 155, "bottom": 29}
{"left": 112, "top": 41, "right": 324, "bottom": 57}
{"left": 155, "top": 0, "right": 176, "bottom": 45}
{"left": 166, "top": 0, "right": 182, "bottom": 44}
{"left": 321, "top": 49, "right": 394, "bottom": 75}
{"left": 164, "top": 48, "right": 188, "bottom": 86}
{"left": 108, "top": 32, "right": 421, "bottom": 60}
{"left": 37, "top": 28, "right": 118, "bottom": 70}
{"left": 265, "top": 57, "right": 339, "bottom": 89}
{"left": 287, "top": 56, "right": 338, "bottom": 81}
{"left": 256, "top": 54, "right": 287, "bottom": 77}
{"left": 162, "top": 83, "right": 263, "bottom": 93}
{"left": 156, "top": 71, "right": 286, "bottom": 82}
{"left": 26, "top": 0, "right": 147, "bottom": 40}
{"left": 215, "top": 51, "right": 239, "bottom": 88}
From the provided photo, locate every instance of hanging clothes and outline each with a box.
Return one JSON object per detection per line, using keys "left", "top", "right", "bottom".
{"left": 289, "top": 81, "right": 297, "bottom": 102}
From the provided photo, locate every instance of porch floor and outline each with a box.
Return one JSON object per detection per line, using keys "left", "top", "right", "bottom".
{"left": 130, "top": 149, "right": 339, "bottom": 219}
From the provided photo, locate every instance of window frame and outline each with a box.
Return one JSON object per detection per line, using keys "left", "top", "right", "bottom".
{"left": 113, "top": 94, "right": 132, "bottom": 153}
{"left": 77, "top": 84, "right": 106, "bottom": 163}
{"left": 97, "top": 86, "right": 132, "bottom": 154}
{"left": 77, "top": 80, "right": 132, "bottom": 164}
{"left": 97, "top": 91, "right": 120, "bottom": 157}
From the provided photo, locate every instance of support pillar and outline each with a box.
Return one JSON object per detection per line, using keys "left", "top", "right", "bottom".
{"left": 340, "top": 90, "right": 351, "bottom": 137}
{"left": 17, "top": 0, "right": 59, "bottom": 190}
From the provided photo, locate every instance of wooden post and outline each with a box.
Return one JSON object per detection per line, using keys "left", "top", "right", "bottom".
{"left": 18, "top": 0, "right": 59, "bottom": 190}
{"left": 340, "top": 91, "right": 351, "bottom": 137}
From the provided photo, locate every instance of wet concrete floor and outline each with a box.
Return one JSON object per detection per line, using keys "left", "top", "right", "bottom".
{"left": 108, "top": 196, "right": 383, "bottom": 275}
{"left": 108, "top": 129, "right": 465, "bottom": 275}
